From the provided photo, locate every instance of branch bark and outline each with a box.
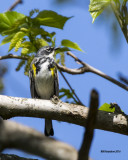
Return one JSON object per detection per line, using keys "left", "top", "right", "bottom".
{"left": 0, "top": 54, "right": 28, "bottom": 60}
{"left": 0, "top": 119, "right": 78, "bottom": 160}
{"left": 0, "top": 153, "right": 38, "bottom": 160}
{"left": 0, "top": 95, "right": 128, "bottom": 136}
{"left": 8, "top": 0, "right": 23, "bottom": 11}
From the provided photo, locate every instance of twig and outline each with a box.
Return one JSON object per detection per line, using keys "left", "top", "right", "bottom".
{"left": 78, "top": 89, "right": 99, "bottom": 160}
{"left": 8, "top": 0, "right": 23, "bottom": 11}
{"left": 0, "top": 153, "right": 38, "bottom": 160}
{"left": 0, "top": 53, "right": 128, "bottom": 91}
{"left": 118, "top": 73, "right": 128, "bottom": 85}
{"left": 0, "top": 119, "right": 78, "bottom": 160}
{"left": 0, "top": 95, "right": 128, "bottom": 136}
{"left": 0, "top": 54, "right": 28, "bottom": 60}
{"left": 60, "top": 71, "right": 84, "bottom": 105}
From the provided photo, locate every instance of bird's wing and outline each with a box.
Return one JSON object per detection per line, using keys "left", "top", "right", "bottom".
{"left": 54, "top": 68, "right": 59, "bottom": 97}
{"left": 29, "top": 59, "right": 40, "bottom": 99}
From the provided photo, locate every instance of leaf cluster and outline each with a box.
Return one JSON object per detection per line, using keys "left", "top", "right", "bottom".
{"left": 0, "top": 10, "right": 83, "bottom": 75}
{"left": 89, "top": 0, "right": 128, "bottom": 42}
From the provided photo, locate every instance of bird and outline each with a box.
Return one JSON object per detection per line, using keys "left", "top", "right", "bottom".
{"left": 29, "top": 46, "right": 59, "bottom": 136}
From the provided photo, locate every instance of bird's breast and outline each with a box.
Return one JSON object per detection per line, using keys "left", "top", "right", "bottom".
{"left": 35, "top": 62, "right": 54, "bottom": 99}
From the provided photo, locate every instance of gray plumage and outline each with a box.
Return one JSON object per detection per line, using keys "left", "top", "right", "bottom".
{"left": 29, "top": 46, "right": 59, "bottom": 136}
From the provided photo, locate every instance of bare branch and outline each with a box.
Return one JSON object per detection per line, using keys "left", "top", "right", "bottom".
{"left": 78, "top": 89, "right": 99, "bottom": 160}
{"left": 0, "top": 53, "right": 128, "bottom": 91}
{"left": 0, "top": 119, "right": 78, "bottom": 160}
{"left": 66, "top": 51, "right": 128, "bottom": 91}
{"left": 0, "top": 153, "right": 38, "bottom": 160}
{"left": 0, "top": 95, "right": 128, "bottom": 136}
{"left": 0, "top": 54, "right": 28, "bottom": 60}
{"left": 118, "top": 73, "right": 128, "bottom": 85}
{"left": 8, "top": 0, "right": 23, "bottom": 11}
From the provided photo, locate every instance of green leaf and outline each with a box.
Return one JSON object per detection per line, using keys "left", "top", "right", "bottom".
{"left": 59, "top": 88, "right": 74, "bottom": 99}
{"left": 30, "top": 27, "right": 50, "bottom": 37}
{"left": 99, "top": 103, "right": 115, "bottom": 112}
{"left": 59, "top": 88, "right": 79, "bottom": 104}
{"left": 61, "top": 39, "right": 83, "bottom": 52}
{"left": 0, "top": 11, "right": 25, "bottom": 34}
{"left": 89, "top": 0, "right": 111, "bottom": 23}
{"left": 15, "top": 38, "right": 23, "bottom": 52}
{"left": 56, "top": 47, "right": 70, "bottom": 54}
{"left": 9, "top": 31, "right": 26, "bottom": 51}
{"left": 36, "top": 38, "right": 49, "bottom": 48}
{"left": 1, "top": 34, "right": 15, "bottom": 45}
{"left": 29, "top": 9, "right": 39, "bottom": 17}
{"left": 24, "top": 55, "right": 34, "bottom": 76}
{"left": 21, "top": 41, "right": 37, "bottom": 55}
{"left": 60, "top": 52, "right": 65, "bottom": 66}
{"left": 16, "top": 60, "right": 26, "bottom": 71}
{"left": 33, "top": 10, "right": 72, "bottom": 29}
{"left": 21, "top": 41, "right": 33, "bottom": 48}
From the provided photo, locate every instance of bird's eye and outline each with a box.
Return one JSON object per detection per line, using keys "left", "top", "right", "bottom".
{"left": 46, "top": 48, "right": 51, "bottom": 52}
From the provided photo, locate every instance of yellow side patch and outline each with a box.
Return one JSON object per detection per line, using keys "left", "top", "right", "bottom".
{"left": 32, "top": 64, "right": 36, "bottom": 77}
{"left": 50, "top": 67, "right": 55, "bottom": 77}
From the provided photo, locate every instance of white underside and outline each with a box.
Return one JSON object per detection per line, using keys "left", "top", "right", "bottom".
{"left": 35, "top": 61, "right": 54, "bottom": 99}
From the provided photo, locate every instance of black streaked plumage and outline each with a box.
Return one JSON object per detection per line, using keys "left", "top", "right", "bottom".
{"left": 29, "top": 46, "right": 59, "bottom": 136}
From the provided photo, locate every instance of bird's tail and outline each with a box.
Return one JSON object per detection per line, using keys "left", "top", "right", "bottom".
{"left": 44, "top": 119, "right": 54, "bottom": 136}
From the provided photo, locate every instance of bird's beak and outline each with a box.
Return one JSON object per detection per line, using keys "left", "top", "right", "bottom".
{"left": 54, "top": 47, "right": 60, "bottom": 51}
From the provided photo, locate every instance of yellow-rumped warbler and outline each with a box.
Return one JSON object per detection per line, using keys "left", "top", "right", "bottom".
{"left": 29, "top": 46, "right": 59, "bottom": 136}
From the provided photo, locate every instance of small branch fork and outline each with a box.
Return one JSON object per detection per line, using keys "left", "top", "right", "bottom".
{"left": 58, "top": 51, "right": 128, "bottom": 91}
{"left": 0, "top": 52, "right": 128, "bottom": 91}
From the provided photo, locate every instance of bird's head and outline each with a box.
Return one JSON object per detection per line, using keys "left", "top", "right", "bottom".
{"left": 36, "top": 46, "right": 59, "bottom": 57}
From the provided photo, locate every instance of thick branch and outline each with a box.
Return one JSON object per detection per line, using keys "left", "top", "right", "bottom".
{"left": 8, "top": 0, "right": 23, "bottom": 11}
{"left": 0, "top": 119, "right": 77, "bottom": 160}
{"left": 0, "top": 95, "right": 128, "bottom": 136}
{"left": 0, "top": 153, "right": 38, "bottom": 160}
{"left": 78, "top": 89, "right": 99, "bottom": 160}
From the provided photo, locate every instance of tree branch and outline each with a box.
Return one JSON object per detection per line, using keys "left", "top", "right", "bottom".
{"left": 0, "top": 95, "right": 128, "bottom": 136}
{"left": 0, "top": 53, "right": 128, "bottom": 91}
{"left": 0, "top": 153, "right": 38, "bottom": 160}
{"left": 0, "top": 54, "right": 28, "bottom": 60}
{"left": 78, "top": 89, "right": 99, "bottom": 160}
{"left": 66, "top": 51, "right": 128, "bottom": 91}
{"left": 0, "top": 119, "right": 78, "bottom": 160}
{"left": 8, "top": 0, "right": 23, "bottom": 11}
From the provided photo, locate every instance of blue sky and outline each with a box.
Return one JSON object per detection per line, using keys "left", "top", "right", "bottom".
{"left": 1, "top": 0, "right": 128, "bottom": 160}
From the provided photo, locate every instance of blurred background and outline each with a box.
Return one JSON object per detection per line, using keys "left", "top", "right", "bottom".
{"left": 0, "top": 0, "right": 128, "bottom": 160}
